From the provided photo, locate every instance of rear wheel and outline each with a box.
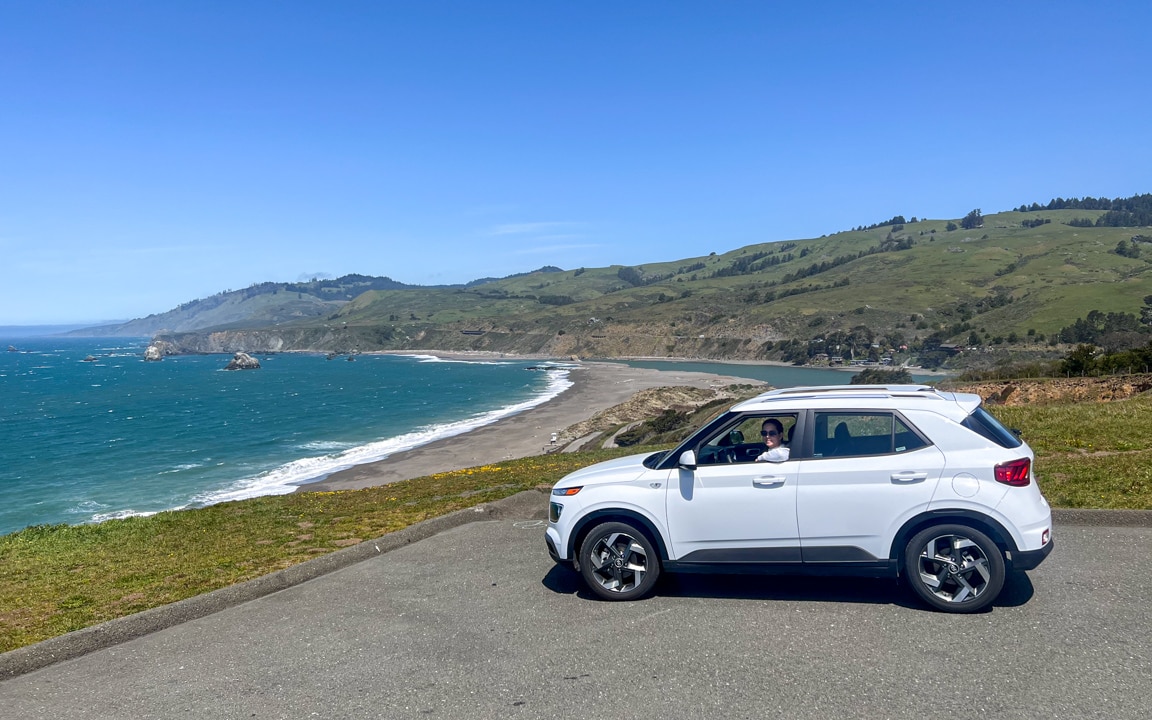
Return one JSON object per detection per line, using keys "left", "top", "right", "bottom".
{"left": 904, "top": 524, "right": 1005, "bottom": 613}
{"left": 578, "top": 521, "right": 661, "bottom": 601}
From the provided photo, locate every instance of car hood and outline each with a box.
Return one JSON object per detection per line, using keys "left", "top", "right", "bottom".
{"left": 553, "top": 452, "right": 653, "bottom": 489}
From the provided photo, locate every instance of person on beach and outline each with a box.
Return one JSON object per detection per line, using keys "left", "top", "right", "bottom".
{"left": 755, "top": 418, "right": 790, "bottom": 463}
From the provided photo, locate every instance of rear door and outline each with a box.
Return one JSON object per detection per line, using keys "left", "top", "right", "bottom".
{"left": 796, "top": 410, "right": 946, "bottom": 563}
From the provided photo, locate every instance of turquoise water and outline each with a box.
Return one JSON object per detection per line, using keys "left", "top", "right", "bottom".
{"left": 0, "top": 337, "right": 571, "bottom": 535}
{"left": 0, "top": 338, "right": 942, "bottom": 536}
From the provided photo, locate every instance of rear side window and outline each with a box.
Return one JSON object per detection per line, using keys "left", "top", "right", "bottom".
{"left": 813, "top": 412, "right": 929, "bottom": 458}
{"left": 962, "top": 407, "right": 1023, "bottom": 449}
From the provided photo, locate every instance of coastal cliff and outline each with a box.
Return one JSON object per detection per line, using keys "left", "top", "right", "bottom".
{"left": 153, "top": 324, "right": 783, "bottom": 361}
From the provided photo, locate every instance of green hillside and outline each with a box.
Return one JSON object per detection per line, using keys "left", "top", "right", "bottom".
{"left": 290, "top": 209, "right": 1148, "bottom": 362}
{"left": 135, "top": 199, "right": 1152, "bottom": 369}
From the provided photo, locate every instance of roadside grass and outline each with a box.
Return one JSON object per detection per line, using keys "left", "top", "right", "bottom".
{"left": 1037, "top": 451, "right": 1152, "bottom": 509}
{"left": 991, "top": 395, "right": 1152, "bottom": 508}
{"left": 4, "top": 394, "right": 1152, "bottom": 654}
{"left": 0, "top": 449, "right": 638, "bottom": 654}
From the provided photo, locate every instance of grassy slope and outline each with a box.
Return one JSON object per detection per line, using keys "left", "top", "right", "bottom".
{"left": 96, "top": 292, "right": 343, "bottom": 336}
{"left": 318, "top": 210, "right": 1150, "bottom": 349}
{"left": 3, "top": 393, "right": 1151, "bottom": 654}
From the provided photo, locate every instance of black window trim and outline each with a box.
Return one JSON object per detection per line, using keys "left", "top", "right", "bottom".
{"left": 658, "top": 410, "right": 806, "bottom": 468}
{"left": 805, "top": 408, "right": 933, "bottom": 460}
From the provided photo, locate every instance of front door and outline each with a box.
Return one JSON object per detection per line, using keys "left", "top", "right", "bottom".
{"left": 665, "top": 413, "right": 801, "bottom": 562}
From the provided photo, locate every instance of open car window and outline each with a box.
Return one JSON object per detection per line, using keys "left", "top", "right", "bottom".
{"left": 695, "top": 414, "right": 797, "bottom": 465}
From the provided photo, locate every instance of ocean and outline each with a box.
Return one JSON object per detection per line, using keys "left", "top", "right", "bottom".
{"left": 0, "top": 336, "right": 930, "bottom": 537}
{"left": 0, "top": 337, "right": 573, "bottom": 536}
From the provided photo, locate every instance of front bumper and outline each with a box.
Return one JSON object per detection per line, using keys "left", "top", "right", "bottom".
{"left": 546, "top": 525, "right": 567, "bottom": 562}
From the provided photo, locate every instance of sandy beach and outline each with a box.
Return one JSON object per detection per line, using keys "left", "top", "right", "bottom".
{"left": 303, "top": 359, "right": 759, "bottom": 492}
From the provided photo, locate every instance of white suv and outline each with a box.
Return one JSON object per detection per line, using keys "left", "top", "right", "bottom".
{"left": 546, "top": 385, "right": 1053, "bottom": 613}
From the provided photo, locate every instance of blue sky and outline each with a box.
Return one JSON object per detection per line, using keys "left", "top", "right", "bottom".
{"left": 2, "top": 1, "right": 1149, "bottom": 325}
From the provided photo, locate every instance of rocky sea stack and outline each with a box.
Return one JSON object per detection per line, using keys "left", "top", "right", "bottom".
{"left": 225, "top": 352, "right": 261, "bottom": 370}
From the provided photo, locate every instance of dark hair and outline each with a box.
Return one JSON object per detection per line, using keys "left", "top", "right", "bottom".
{"left": 762, "top": 418, "right": 783, "bottom": 434}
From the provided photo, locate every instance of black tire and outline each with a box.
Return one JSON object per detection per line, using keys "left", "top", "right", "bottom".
{"left": 904, "top": 524, "right": 1005, "bottom": 613}
{"left": 578, "top": 521, "right": 661, "bottom": 601}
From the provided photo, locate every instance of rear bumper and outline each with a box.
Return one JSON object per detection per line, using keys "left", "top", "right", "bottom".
{"left": 1012, "top": 537, "right": 1054, "bottom": 571}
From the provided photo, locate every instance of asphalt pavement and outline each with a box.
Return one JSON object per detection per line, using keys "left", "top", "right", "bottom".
{"left": 2, "top": 495, "right": 1150, "bottom": 719}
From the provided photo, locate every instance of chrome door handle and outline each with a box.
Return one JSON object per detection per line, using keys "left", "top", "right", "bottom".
{"left": 891, "top": 472, "right": 928, "bottom": 484}
{"left": 753, "top": 476, "right": 786, "bottom": 487}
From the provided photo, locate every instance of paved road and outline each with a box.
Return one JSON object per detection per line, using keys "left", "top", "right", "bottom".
{"left": 2, "top": 501, "right": 1150, "bottom": 719}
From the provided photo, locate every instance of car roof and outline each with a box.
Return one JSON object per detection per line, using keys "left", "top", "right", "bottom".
{"left": 730, "top": 384, "right": 982, "bottom": 419}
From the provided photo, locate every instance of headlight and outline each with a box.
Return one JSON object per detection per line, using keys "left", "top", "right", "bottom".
{"left": 552, "top": 486, "right": 582, "bottom": 496}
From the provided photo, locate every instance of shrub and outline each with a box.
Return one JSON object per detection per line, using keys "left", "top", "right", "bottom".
{"left": 850, "top": 367, "right": 913, "bottom": 385}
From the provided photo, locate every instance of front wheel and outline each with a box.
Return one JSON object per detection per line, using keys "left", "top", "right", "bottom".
{"left": 903, "top": 524, "right": 1005, "bottom": 613}
{"left": 578, "top": 522, "right": 661, "bottom": 601}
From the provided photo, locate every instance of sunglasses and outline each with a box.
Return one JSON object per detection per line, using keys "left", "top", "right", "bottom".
{"left": 761, "top": 430, "right": 780, "bottom": 437}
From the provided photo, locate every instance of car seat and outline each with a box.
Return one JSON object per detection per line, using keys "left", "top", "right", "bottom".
{"left": 832, "top": 422, "right": 851, "bottom": 456}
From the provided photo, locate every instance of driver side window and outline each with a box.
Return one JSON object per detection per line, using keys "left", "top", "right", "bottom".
{"left": 695, "top": 414, "right": 797, "bottom": 465}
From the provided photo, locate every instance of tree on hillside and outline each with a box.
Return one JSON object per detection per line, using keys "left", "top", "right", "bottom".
{"left": 960, "top": 209, "right": 983, "bottom": 230}
{"left": 1061, "top": 344, "right": 1098, "bottom": 376}
{"left": 1014, "top": 193, "right": 1152, "bottom": 226}
{"left": 1115, "top": 239, "right": 1141, "bottom": 258}
{"left": 1141, "top": 295, "right": 1152, "bottom": 327}
{"left": 617, "top": 266, "right": 645, "bottom": 286}
{"left": 1057, "top": 309, "right": 1146, "bottom": 344}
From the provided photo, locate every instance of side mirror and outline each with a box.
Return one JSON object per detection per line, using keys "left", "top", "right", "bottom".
{"left": 678, "top": 449, "right": 697, "bottom": 470}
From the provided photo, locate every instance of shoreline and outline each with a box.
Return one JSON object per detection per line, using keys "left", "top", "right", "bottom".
{"left": 299, "top": 352, "right": 948, "bottom": 494}
{"left": 604, "top": 354, "right": 955, "bottom": 377}
{"left": 367, "top": 349, "right": 952, "bottom": 375}
{"left": 300, "top": 358, "right": 759, "bottom": 493}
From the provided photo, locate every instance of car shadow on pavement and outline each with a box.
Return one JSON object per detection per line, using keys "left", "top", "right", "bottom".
{"left": 542, "top": 564, "right": 911, "bottom": 607}
{"left": 657, "top": 572, "right": 915, "bottom": 608}
{"left": 542, "top": 565, "right": 1035, "bottom": 611}
{"left": 996, "top": 570, "right": 1036, "bottom": 607}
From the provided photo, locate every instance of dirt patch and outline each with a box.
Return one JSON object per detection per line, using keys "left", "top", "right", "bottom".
{"left": 561, "top": 385, "right": 744, "bottom": 439}
{"left": 944, "top": 374, "right": 1152, "bottom": 405}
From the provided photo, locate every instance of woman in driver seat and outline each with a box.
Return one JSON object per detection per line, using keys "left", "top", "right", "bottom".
{"left": 756, "top": 418, "right": 790, "bottom": 463}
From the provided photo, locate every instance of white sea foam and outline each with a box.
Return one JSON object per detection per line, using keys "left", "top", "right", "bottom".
{"left": 90, "top": 508, "right": 162, "bottom": 523}
{"left": 158, "top": 463, "right": 204, "bottom": 475}
{"left": 396, "top": 353, "right": 517, "bottom": 366}
{"left": 298, "top": 440, "right": 358, "bottom": 452}
{"left": 189, "top": 367, "right": 574, "bottom": 507}
{"left": 66, "top": 500, "right": 110, "bottom": 516}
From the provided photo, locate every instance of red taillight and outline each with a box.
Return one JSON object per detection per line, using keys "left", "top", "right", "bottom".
{"left": 995, "top": 457, "right": 1031, "bottom": 486}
